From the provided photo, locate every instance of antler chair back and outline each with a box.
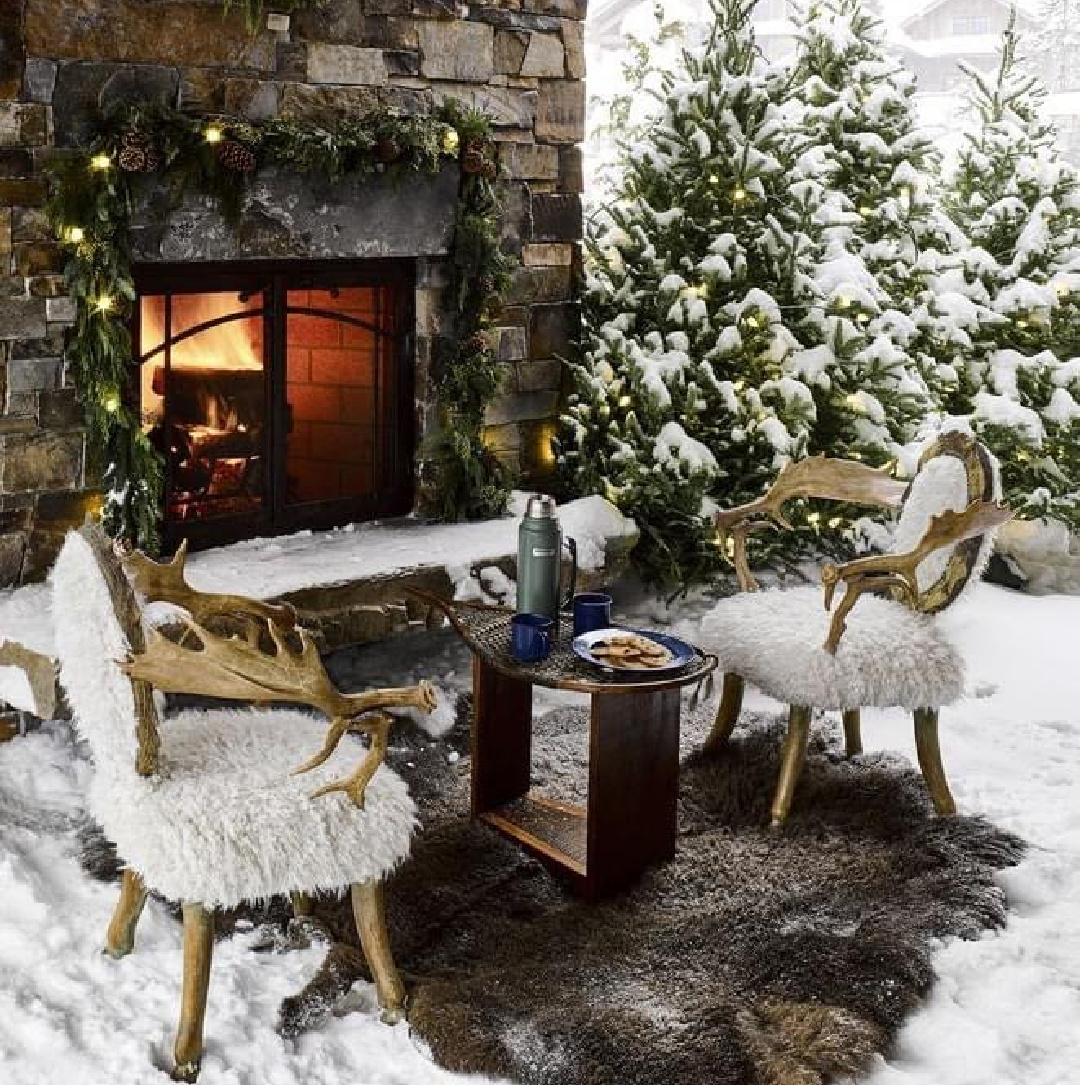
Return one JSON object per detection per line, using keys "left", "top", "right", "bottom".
{"left": 888, "top": 430, "right": 999, "bottom": 610}
{"left": 51, "top": 523, "right": 436, "bottom": 1082}
{"left": 701, "top": 429, "right": 1011, "bottom": 828}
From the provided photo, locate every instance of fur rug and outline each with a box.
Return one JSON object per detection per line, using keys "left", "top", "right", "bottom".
{"left": 81, "top": 696, "right": 1023, "bottom": 1085}
{"left": 281, "top": 698, "right": 1022, "bottom": 1085}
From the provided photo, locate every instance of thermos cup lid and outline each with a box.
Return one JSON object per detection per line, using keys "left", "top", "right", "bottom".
{"left": 525, "top": 493, "right": 558, "bottom": 519}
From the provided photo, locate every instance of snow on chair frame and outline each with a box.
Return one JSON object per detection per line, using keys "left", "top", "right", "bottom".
{"left": 50, "top": 523, "right": 437, "bottom": 1082}
{"left": 703, "top": 429, "right": 1013, "bottom": 829}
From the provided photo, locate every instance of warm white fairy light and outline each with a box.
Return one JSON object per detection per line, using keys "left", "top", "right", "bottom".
{"left": 204, "top": 125, "right": 225, "bottom": 144}
{"left": 103, "top": 392, "right": 120, "bottom": 413}
{"left": 89, "top": 153, "right": 112, "bottom": 171}
{"left": 63, "top": 226, "right": 85, "bottom": 244}
{"left": 93, "top": 295, "right": 116, "bottom": 314}
{"left": 733, "top": 186, "right": 748, "bottom": 202}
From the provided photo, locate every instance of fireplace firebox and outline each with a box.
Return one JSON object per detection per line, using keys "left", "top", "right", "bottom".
{"left": 133, "top": 261, "right": 416, "bottom": 551}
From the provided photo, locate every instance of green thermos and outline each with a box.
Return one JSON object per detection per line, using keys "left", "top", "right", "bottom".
{"left": 516, "top": 494, "right": 577, "bottom": 620}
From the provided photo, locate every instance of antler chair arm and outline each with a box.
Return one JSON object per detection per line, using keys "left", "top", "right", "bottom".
{"left": 820, "top": 499, "right": 1014, "bottom": 653}
{"left": 120, "top": 539, "right": 297, "bottom": 630}
{"left": 121, "top": 606, "right": 439, "bottom": 807}
{"left": 713, "top": 457, "right": 908, "bottom": 592}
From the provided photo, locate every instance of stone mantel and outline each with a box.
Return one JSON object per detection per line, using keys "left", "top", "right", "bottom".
{"left": 130, "top": 165, "right": 461, "bottom": 262}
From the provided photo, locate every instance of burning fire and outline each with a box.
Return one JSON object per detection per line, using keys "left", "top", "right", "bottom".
{"left": 140, "top": 291, "right": 263, "bottom": 371}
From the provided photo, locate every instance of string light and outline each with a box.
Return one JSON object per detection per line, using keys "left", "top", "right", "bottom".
{"left": 807, "top": 512, "right": 822, "bottom": 526}
{"left": 709, "top": 174, "right": 720, "bottom": 184}
{"left": 734, "top": 379, "right": 746, "bottom": 392}
{"left": 62, "top": 226, "right": 85, "bottom": 244}
{"left": 93, "top": 295, "right": 116, "bottom": 314}
{"left": 744, "top": 314, "right": 761, "bottom": 329}
{"left": 733, "top": 186, "right": 748, "bottom": 202}
{"left": 204, "top": 125, "right": 225, "bottom": 144}
{"left": 89, "top": 153, "right": 112, "bottom": 171}
{"left": 1016, "top": 316, "right": 1029, "bottom": 328}
{"left": 829, "top": 517, "right": 843, "bottom": 529}
{"left": 618, "top": 395, "right": 633, "bottom": 408}
{"left": 103, "top": 392, "right": 120, "bottom": 413}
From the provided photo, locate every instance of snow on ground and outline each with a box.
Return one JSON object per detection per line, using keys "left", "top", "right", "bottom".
{"left": 0, "top": 581, "right": 1078, "bottom": 1084}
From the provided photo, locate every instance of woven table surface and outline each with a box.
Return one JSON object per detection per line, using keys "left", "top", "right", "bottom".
{"left": 451, "top": 605, "right": 717, "bottom": 695}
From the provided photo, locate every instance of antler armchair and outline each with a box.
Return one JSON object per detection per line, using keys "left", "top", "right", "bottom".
{"left": 51, "top": 524, "right": 437, "bottom": 1081}
{"left": 702, "top": 430, "right": 1012, "bottom": 828}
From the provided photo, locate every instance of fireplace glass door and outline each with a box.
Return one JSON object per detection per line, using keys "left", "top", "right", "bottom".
{"left": 136, "top": 263, "right": 414, "bottom": 550}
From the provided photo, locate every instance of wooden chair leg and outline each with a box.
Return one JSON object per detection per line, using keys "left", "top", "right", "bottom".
{"left": 172, "top": 903, "right": 214, "bottom": 1083}
{"left": 842, "top": 708, "right": 863, "bottom": 757}
{"left": 913, "top": 707, "right": 957, "bottom": 816}
{"left": 104, "top": 869, "right": 148, "bottom": 959}
{"left": 770, "top": 705, "right": 812, "bottom": 830}
{"left": 351, "top": 880, "right": 406, "bottom": 1023}
{"left": 703, "top": 673, "right": 745, "bottom": 753}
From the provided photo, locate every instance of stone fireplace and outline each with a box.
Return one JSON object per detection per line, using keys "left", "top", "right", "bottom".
{"left": 0, "top": 0, "right": 586, "bottom": 583}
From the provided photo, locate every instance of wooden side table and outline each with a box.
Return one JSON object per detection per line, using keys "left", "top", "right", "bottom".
{"left": 416, "top": 594, "right": 717, "bottom": 901}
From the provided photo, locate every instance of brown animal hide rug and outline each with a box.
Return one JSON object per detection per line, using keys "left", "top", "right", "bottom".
{"left": 271, "top": 697, "right": 1024, "bottom": 1085}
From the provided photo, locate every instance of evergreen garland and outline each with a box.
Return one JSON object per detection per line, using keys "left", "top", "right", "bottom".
{"left": 46, "top": 100, "right": 512, "bottom": 552}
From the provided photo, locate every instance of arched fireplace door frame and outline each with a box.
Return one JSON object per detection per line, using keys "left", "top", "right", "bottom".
{"left": 131, "top": 258, "right": 417, "bottom": 552}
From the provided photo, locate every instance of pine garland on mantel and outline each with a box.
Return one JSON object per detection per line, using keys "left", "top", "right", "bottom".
{"left": 46, "top": 100, "right": 512, "bottom": 553}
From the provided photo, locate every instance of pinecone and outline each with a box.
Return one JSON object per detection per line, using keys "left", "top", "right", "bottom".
{"left": 480, "top": 158, "right": 498, "bottom": 181}
{"left": 375, "top": 138, "right": 401, "bottom": 164}
{"left": 462, "top": 149, "right": 485, "bottom": 175}
{"left": 118, "top": 144, "right": 148, "bottom": 173}
{"left": 118, "top": 129, "right": 158, "bottom": 173}
{"left": 467, "top": 332, "right": 488, "bottom": 353}
{"left": 218, "top": 140, "right": 258, "bottom": 173}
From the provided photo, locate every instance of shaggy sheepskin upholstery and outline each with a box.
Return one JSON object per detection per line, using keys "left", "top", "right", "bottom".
{"left": 95, "top": 706, "right": 416, "bottom": 908}
{"left": 51, "top": 529, "right": 415, "bottom": 908}
{"left": 701, "top": 585, "right": 964, "bottom": 710}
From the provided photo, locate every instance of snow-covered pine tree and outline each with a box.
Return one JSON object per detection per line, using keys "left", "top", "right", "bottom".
{"left": 560, "top": 0, "right": 828, "bottom": 584}
{"left": 559, "top": 0, "right": 939, "bottom": 585}
{"left": 788, "top": 0, "right": 967, "bottom": 436}
{"left": 945, "top": 15, "right": 1080, "bottom": 530}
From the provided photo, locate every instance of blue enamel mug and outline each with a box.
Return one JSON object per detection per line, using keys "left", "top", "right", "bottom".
{"left": 510, "top": 613, "right": 554, "bottom": 663}
{"left": 573, "top": 592, "right": 613, "bottom": 637}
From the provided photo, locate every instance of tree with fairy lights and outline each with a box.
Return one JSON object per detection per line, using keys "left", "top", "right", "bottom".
{"left": 944, "top": 14, "right": 1080, "bottom": 529}
{"left": 789, "top": 0, "right": 979, "bottom": 410}
{"left": 558, "top": 0, "right": 936, "bottom": 585}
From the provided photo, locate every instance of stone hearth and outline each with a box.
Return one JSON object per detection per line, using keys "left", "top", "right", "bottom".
{"left": 0, "top": 0, "right": 586, "bottom": 585}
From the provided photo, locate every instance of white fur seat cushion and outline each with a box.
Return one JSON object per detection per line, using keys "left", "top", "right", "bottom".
{"left": 91, "top": 706, "right": 416, "bottom": 909}
{"left": 701, "top": 585, "right": 964, "bottom": 711}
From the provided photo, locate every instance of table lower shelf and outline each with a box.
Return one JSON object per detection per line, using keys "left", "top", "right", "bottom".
{"left": 478, "top": 793, "right": 587, "bottom": 879}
